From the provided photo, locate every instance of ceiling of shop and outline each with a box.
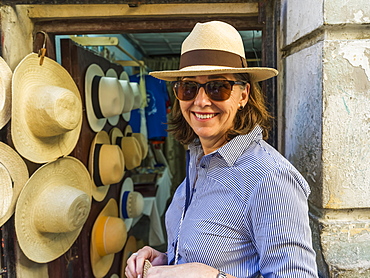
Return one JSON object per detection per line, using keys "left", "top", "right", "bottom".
{"left": 123, "top": 30, "right": 262, "bottom": 57}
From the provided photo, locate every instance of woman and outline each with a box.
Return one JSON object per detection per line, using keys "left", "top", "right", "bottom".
{"left": 125, "top": 21, "right": 318, "bottom": 278}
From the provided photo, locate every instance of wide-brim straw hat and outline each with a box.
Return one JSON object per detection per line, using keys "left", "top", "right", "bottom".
{"left": 120, "top": 72, "right": 134, "bottom": 122}
{"left": 110, "top": 127, "right": 142, "bottom": 170}
{"left": 89, "top": 130, "right": 125, "bottom": 202}
{"left": 90, "top": 198, "right": 127, "bottom": 278}
{"left": 12, "top": 53, "right": 83, "bottom": 163}
{"left": 106, "top": 68, "right": 124, "bottom": 126}
{"left": 15, "top": 156, "right": 92, "bottom": 263}
{"left": 120, "top": 235, "right": 137, "bottom": 278}
{"left": 119, "top": 177, "right": 144, "bottom": 231}
{"left": 0, "top": 142, "right": 29, "bottom": 227}
{"left": 0, "top": 57, "right": 12, "bottom": 130}
{"left": 85, "top": 64, "right": 124, "bottom": 132}
{"left": 150, "top": 21, "right": 278, "bottom": 82}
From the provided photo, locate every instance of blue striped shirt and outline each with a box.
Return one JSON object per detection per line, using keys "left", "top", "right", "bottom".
{"left": 165, "top": 125, "right": 318, "bottom": 277}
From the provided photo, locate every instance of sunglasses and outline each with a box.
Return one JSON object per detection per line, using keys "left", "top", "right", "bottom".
{"left": 172, "top": 80, "right": 246, "bottom": 101}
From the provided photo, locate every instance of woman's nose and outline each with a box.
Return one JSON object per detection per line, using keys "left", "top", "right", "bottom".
{"left": 193, "top": 87, "right": 212, "bottom": 107}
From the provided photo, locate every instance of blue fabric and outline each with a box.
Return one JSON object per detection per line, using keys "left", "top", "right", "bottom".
{"left": 165, "top": 125, "right": 318, "bottom": 278}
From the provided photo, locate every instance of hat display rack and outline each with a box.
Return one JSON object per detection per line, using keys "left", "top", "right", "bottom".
{"left": 0, "top": 33, "right": 149, "bottom": 278}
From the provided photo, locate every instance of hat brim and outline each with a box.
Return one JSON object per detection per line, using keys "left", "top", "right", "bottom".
{"left": 0, "top": 142, "right": 29, "bottom": 226}
{"left": 12, "top": 53, "right": 82, "bottom": 163}
{"left": 0, "top": 57, "right": 12, "bottom": 129}
{"left": 119, "top": 177, "right": 134, "bottom": 230}
{"left": 15, "top": 156, "right": 92, "bottom": 263}
{"left": 85, "top": 64, "right": 107, "bottom": 132}
{"left": 120, "top": 235, "right": 137, "bottom": 278}
{"left": 90, "top": 198, "right": 118, "bottom": 278}
{"left": 89, "top": 131, "right": 111, "bottom": 202}
{"left": 149, "top": 65, "right": 278, "bottom": 82}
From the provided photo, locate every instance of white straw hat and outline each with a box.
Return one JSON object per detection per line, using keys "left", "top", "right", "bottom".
{"left": 130, "top": 82, "right": 142, "bottom": 110}
{"left": 105, "top": 68, "right": 125, "bottom": 126}
{"left": 12, "top": 53, "right": 82, "bottom": 163}
{"left": 0, "top": 56, "right": 12, "bottom": 130}
{"left": 150, "top": 21, "right": 278, "bottom": 82}
{"left": 15, "top": 156, "right": 92, "bottom": 263}
{"left": 89, "top": 130, "right": 125, "bottom": 202}
{"left": 119, "top": 177, "right": 144, "bottom": 231}
{"left": 90, "top": 198, "right": 127, "bottom": 278}
{"left": 85, "top": 64, "right": 124, "bottom": 132}
{"left": 0, "top": 142, "right": 29, "bottom": 227}
{"left": 120, "top": 72, "right": 135, "bottom": 122}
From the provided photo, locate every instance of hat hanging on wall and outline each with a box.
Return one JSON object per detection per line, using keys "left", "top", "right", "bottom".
{"left": 109, "top": 127, "right": 142, "bottom": 170}
{"left": 105, "top": 68, "right": 125, "bottom": 126}
{"left": 0, "top": 56, "right": 12, "bottom": 130}
{"left": 0, "top": 142, "right": 29, "bottom": 227}
{"left": 90, "top": 198, "right": 127, "bottom": 278}
{"left": 119, "top": 177, "right": 144, "bottom": 231}
{"left": 120, "top": 235, "right": 138, "bottom": 278}
{"left": 15, "top": 156, "right": 92, "bottom": 263}
{"left": 119, "top": 71, "right": 135, "bottom": 122}
{"left": 12, "top": 53, "right": 83, "bottom": 163}
{"left": 130, "top": 82, "right": 142, "bottom": 110}
{"left": 85, "top": 64, "right": 124, "bottom": 132}
{"left": 124, "top": 125, "right": 148, "bottom": 160}
{"left": 89, "top": 130, "right": 125, "bottom": 202}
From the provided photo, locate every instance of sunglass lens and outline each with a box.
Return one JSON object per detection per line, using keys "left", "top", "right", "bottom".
{"left": 174, "top": 81, "right": 197, "bottom": 101}
{"left": 206, "top": 81, "right": 232, "bottom": 101}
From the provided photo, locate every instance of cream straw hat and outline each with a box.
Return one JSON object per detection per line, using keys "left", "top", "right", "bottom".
{"left": 85, "top": 64, "right": 124, "bottom": 132}
{"left": 119, "top": 177, "right": 144, "bottom": 231}
{"left": 120, "top": 235, "right": 137, "bottom": 278}
{"left": 90, "top": 198, "right": 127, "bottom": 278}
{"left": 125, "top": 125, "right": 148, "bottom": 160}
{"left": 0, "top": 142, "right": 29, "bottom": 227}
{"left": 106, "top": 68, "right": 125, "bottom": 126}
{"left": 12, "top": 53, "right": 82, "bottom": 163}
{"left": 89, "top": 130, "right": 125, "bottom": 202}
{"left": 120, "top": 72, "right": 135, "bottom": 122}
{"left": 15, "top": 156, "right": 92, "bottom": 263}
{"left": 130, "top": 82, "right": 142, "bottom": 110}
{"left": 150, "top": 21, "right": 278, "bottom": 82}
{"left": 0, "top": 57, "right": 12, "bottom": 130}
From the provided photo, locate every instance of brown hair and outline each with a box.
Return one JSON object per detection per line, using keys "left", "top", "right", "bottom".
{"left": 167, "top": 73, "right": 272, "bottom": 145}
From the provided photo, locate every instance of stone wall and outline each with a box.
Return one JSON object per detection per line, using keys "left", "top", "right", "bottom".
{"left": 279, "top": 0, "right": 370, "bottom": 277}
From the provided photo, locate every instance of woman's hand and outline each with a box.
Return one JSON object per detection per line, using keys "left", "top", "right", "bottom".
{"left": 125, "top": 246, "right": 168, "bottom": 278}
{"left": 144, "top": 262, "right": 222, "bottom": 278}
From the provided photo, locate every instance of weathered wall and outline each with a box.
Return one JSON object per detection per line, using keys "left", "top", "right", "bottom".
{"left": 280, "top": 0, "right": 370, "bottom": 277}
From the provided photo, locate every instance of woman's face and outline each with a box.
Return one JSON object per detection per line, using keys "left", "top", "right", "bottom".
{"left": 179, "top": 74, "right": 249, "bottom": 147}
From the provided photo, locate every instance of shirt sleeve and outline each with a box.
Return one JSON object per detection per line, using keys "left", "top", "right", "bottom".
{"left": 245, "top": 167, "right": 318, "bottom": 278}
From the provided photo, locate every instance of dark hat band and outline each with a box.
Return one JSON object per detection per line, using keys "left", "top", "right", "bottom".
{"left": 92, "top": 75, "right": 104, "bottom": 119}
{"left": 93, "top": 143, "right": 104, "bottom": 186}
{"left": 179, "top": 49, "right": 248, "bottom": 69}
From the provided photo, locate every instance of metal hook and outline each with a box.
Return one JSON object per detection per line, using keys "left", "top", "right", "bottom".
{"left": 37, "top": 31, "right": 47, "bottom": 65}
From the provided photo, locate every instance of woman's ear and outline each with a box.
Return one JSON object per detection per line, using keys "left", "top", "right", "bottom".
{"left": 240, "top": 83, "right": 250, "bottom": 106}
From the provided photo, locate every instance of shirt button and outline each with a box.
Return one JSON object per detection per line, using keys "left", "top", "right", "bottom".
{"left": 201, "top": 164, "right": 205, "bottom": 168}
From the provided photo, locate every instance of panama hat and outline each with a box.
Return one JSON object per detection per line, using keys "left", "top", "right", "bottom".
{"left": 0, "top": 142, "right": 29, "bottom": 227}
{"left": 90, "top": 198, "right": 127, "bottom": 278}
{"left": 89, "top": 130, "right": 125, "bottom": 202}
{"left": 0, "top": 57, "right": 12, "bottom": 130}
{"left": 12, "top": 53, "right": 82, "bottom": 163}
{"left": 150, "top": 21, "right": 278, "bottom": 82}
{"left": 105, "top": 68, "right": 125, "bottom": 126}
{"left": 120, "top": 72, "right": 135, "bottom": 122}
{"left": 120, "top": 235, "right": 138, "bottom": 278}
{"left": 125, "top": 125, "right": 148, "bottom": 160}
{"left": 85, "top": 64, "right": 124, "bottom": 132}
{"left": 110, "top": 127, "right": 142, "bottom": 170}
{"left": 119, "top": 177, "right": 144, "bottom": 231}
{"left": 15, "top": 156, "right": 92, "bottom": 263}
{"left": 130, "top": 82, "right": 142, "bottom": 110}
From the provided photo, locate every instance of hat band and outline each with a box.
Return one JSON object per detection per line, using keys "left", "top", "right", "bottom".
{"left": 93, "top": 144, "right": 104, "bottom": 186}
{"left": 115, "top": 137, "right": 122, "bottom": 146}
{"left": 121, "top": 191, "right": 130, "bottom": 219}
{"left": 92, "top": 76, "right": 104, "bottom": 119}
{"left": 179, "top": 49, "right": 248, "bottom": 69}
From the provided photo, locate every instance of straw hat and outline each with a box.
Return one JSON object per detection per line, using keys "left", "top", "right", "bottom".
{"left": 125, "top": 125, "right": 148, "bottom": 160}
{"left": 120, "top": 235, "right": 138, "bottom": 278}
{"left": 90, "top": 198, "right": 127, "bottom": 278}
{"left": 12, "top": 53, "right": 82, "bottom": 163}
{"left": 15, "top": 156, "right": 92, "bottom": 263}
{"left": 85, "top": 64, "right": 124, "bottom": 132}
{"left": 0, "top": 57, "right": 12, "bottom": 130}
{"left": 150, "top": 21, "right": 278, "bottom": 82}
{"left": 119, "top": 177, "right": 144, "bottom": 231}
{"left": 120, "top": 72, "right": 135, "bottom": 122}
{"left": 130, "top": 82, "right": 142, "bottom": 110}
{"left": 89, "top": 130, "right": 125, "bottom": 202}
{"left": 0, "top": 142, "right": 29, "bottom": 227}
{"left": 109, "top": 127, "right": 142, "bottom": 170}
{"left": 106, "top": 68, "right": 125, "bottom": 126}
